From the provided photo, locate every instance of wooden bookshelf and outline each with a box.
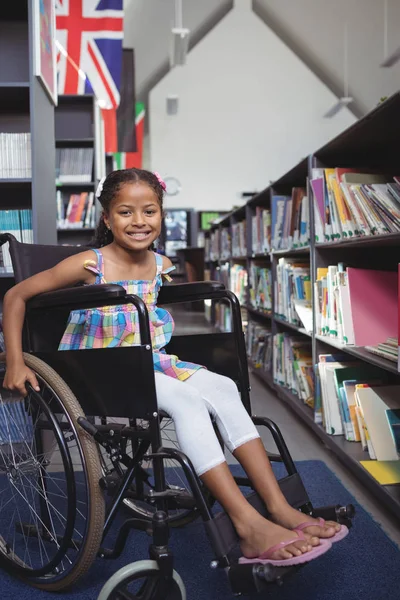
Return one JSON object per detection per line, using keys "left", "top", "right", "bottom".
{"left": 206, "top": 92, "right": 400, "bottom": 519}
{"left": 54, "top": 95, "right": 105, "bottom": 246}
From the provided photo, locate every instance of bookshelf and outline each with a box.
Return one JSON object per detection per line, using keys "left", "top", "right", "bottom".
{"left": 205, "top": 92, "right": 400, "bottom": 519}
{"left": 55, "top": 95, "right": 105, "bottom": 246}
{"left": 0, "top": 2, "right": 57, "bottom": 295}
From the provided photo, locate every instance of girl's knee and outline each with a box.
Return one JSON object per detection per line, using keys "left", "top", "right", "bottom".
{"left": 159, "top": 385, "right": 208, "bottom": 421}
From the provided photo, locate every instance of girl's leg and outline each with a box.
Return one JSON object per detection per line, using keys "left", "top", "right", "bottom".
{"left": 154, "top": 373, "right": 313, "bottom": 559}
{"left": 188, "top": 369, "right": 340, "bottom": 539}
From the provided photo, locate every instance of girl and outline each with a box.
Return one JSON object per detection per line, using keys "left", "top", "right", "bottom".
{"left": 2, "top": 169, "right": 346, "bottom": 567}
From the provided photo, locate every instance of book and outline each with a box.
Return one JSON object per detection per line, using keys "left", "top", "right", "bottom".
{"left": 360, "top": 460, "right": 400, "bottom": 485}
{"left": 311, "top": 169, "right": 400, "bottom": 243}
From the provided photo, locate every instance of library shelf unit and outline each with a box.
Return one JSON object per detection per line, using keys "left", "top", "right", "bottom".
{"left": 205, "top": 92, "right": 400, "bottom": 519}
{"left": 55, "top": 95, "right": 105, "bottom": 246}
{"left": 0, "top": 2, "right": 57, "bottom": 293}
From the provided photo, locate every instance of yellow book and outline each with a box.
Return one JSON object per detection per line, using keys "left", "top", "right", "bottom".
{"left": 317, "top": 268, "right": 328, "bottom": 280}
{"left": 360, "top": 460, "right": 400, "bottom": 485}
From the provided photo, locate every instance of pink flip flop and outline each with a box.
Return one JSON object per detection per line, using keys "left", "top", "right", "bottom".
{"left": 293, "top": 517, "right": 349, "bottom": 544}
{"left": 238, "top": 531, "right": 332, "bottom": 567}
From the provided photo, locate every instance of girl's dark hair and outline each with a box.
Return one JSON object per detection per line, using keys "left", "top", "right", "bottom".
{"left": 91, "top": 168, "right": 164, "bottom": 248}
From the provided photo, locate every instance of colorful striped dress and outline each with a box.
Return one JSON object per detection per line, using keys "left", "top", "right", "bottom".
{"left": 59, "top": 249, "right": 203, "bottom": 381}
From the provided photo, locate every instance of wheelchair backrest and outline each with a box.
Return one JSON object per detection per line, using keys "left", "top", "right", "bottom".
{"left": 5, "top": 235, "right": 159, "bottom": 419}
{"left": 8, "top": 235, "right": 86, "bottom": 282}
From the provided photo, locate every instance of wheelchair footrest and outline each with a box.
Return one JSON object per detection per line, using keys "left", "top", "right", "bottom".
{"left": 205, "top": 473, "right": 311, "bottom": 561}
{"left": 228, "top": 562, "right": 300, "bottom": 594}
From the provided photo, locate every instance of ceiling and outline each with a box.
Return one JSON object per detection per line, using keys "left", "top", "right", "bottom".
{"left": 123, "top": 0, "right": 400, "bottom": 117}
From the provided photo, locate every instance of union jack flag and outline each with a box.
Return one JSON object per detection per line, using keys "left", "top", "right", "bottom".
{"left": 55, "top": 0, "right": 124, "bottom": 110}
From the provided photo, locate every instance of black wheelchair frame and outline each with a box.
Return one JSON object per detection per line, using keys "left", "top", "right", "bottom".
{"left": 0, "top": 234, "right": 354, "bottom": 598}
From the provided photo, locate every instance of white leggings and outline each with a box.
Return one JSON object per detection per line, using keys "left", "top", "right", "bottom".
{"left": 155, "top": 369, "right": 260, "bottom": 476}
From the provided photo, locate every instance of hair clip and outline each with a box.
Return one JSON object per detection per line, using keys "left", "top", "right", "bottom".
{"left": 154, "top": 171, "right": 166, "bottom": 191}
{"left": 96, "top": 176, "right": 106, "bottom": 198}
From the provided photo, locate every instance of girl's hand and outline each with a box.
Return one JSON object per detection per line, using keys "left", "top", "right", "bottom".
{"left": 3, "top": 363, "right": 40, "bottom": 397}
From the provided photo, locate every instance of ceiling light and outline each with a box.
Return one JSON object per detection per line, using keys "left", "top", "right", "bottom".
{"left": 170, "top": 27, "right": 190, "bottom": 66}
{"left": 324, "top": 97, "right": 353, "bottom": 118}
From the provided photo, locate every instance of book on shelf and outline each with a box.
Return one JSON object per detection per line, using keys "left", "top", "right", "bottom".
{"left": 273, "top": 333, "right": 314, "bottom": 407}
{"left": 315, "top": 355, "right": 400, "bottom": 461}
{"left": 214, "top": 302, "right": 231, "bottom": 333}
{"left": 246, "top": 320, "right": 272, "bottom": 373}
{"left": 249, "top": 264, "right": 272, "bottom": 312}
{"left": 271, "top": 187, "right": 309, "bottom": 251}
{"left": 0, "top": 209, "right": 33, "bottom": 272}
{"left": 274, "top": 257, "right": 311, "bottom": 329}
{"left": 56, "top": 191, "right": 96, "bottom": 229}
{"left": 360, "top": 460, "right": 400, "bottom": 485}
{"left": 209, "top": 229, "right": 220, "bottom": 261}
{"left": 310, "top": 167, "right": 400, "bottom": 243}
{"left": 0, "top": 133, "right": 31, "bottom": 178}
{"left": 251, "top": 207, "right": 271, "bottom": 254}
{"left": 229, "top": 264, "right": 247, "bottom": 305}
{"left": 365, "top": 337, "right": 398, "bottom": 363}
{"left": 56, "top": 148, "right": 94, "bottom": 184}
{"left": 315, "top": 265, "right": 397, "bottom": 347}
{"left": 220, "top": 227, "right": 231, "bottom": 260}
{"left": 232, "top": 221, "right": 246, "bottom": 257}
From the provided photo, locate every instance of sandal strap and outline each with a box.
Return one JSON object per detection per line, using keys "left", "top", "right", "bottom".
{"left": 258, "top": 530, "right": 305, "bottom": 560}
{"left": 293, "top": 517, "right": 325, "bottom": 532}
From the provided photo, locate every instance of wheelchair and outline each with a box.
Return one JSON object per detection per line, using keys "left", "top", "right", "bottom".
{"left": 0, "top": 233, "right": 354, "bottom": 599}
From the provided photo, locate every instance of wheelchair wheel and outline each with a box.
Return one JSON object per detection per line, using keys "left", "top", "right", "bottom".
{"left": 98, "top": 416, "right": 214, "bottom": 528}
{"left": 0, "top": 353, "right": 105, "bottom": 591}
{"left": 98, "top": 559, "right": 186, "bottom": 600}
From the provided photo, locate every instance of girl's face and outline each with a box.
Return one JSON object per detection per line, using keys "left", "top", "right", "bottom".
{"left": 104, "top": 182, "right": 162, "bottom": 251}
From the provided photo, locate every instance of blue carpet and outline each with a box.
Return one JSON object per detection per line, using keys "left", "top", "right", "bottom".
{"left": 0, "top": 460, "right": 399, "bottom": 599}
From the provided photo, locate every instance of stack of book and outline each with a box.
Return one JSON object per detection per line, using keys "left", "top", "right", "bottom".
{"left": 315, "top": 354, "right": 400, "bottom": 461}
{"left": 232, "top": 221, "right": 246, "bottom": 257}
{"left": 0, "top": 133, "right": 31, "bottom": 178}
{"left": 0, "top": 209, "right": 33, "bottom": 272}
{"left": 246, "top": 320, "right": 272, "bottom": 372}
{"left": 249, "top": 264, "right": 272, "bottom": 312}
{"left": 56, "top": 148, "right": 94, "bottom": 184}
{"left": 315, "top": 265, "right": 397, "bottom": 348}
{"left": 365, "top": 337, "right": 398, "bottom": 363}
{"left": 274, "top": 257, "right": 311, "bottom": 329}
{"left": 271, "top": 187, "right": 309, "bottom": 251}
{"left": 251, "top": 207, "right": 271, "bottom": 254}
{"left": 273, "top": 333, "right": 314, "bottom": 407}
{"left": 56, "top": 191, "right": 96, "bottom": 229}
{"left": 310, "top": 168, "right": 400, "bottom": 243}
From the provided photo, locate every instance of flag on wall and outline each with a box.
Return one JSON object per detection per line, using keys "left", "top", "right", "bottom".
{"left": 55, "top": 0, "right": 124, "bottom": 151}
{"left": 113, "top": 103, "right": 145, "bottom": 169}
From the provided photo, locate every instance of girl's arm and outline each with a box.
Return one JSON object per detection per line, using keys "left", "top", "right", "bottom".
{"left": 3, "top": 250, "right": 95, "bottom": 396}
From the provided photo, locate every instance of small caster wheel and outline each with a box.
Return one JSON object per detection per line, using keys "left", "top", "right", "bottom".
{"left": 98, "top": 559, "right": 186, "bottom": 600}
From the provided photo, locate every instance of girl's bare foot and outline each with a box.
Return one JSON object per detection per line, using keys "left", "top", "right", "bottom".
{"left": 270, "top": 504, "right": 341, "bottom": 541}
{"left": 237, "top": 514, "right": 317, "bottom": 560}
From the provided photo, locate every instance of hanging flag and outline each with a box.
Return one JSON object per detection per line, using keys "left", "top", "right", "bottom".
{"left": 117, "top": 49, "right": 137, "bottom": 152}
{"left": 55, "top": 0, "right": 124, "bottom": 151}
{"left": 113, "top": 102, "right": 145, "bottom": 169}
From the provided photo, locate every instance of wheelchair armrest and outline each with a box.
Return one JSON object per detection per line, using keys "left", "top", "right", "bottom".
{"left": 158, "top": 281, "right": 226, "bottom": 305}
{"left": 27, "top": 284, "right": 127, "bottom": 311}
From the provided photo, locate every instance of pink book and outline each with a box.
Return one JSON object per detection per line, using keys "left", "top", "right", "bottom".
{"left": 347, "top": 267, "right": 398, "bottom": 346}
{"left": 310, "top": 178, "right": 325, "bottom": 224}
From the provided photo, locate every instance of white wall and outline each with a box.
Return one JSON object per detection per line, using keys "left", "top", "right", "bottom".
{"left": 149, "top": 0, "right": 356, "bottom": 210}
